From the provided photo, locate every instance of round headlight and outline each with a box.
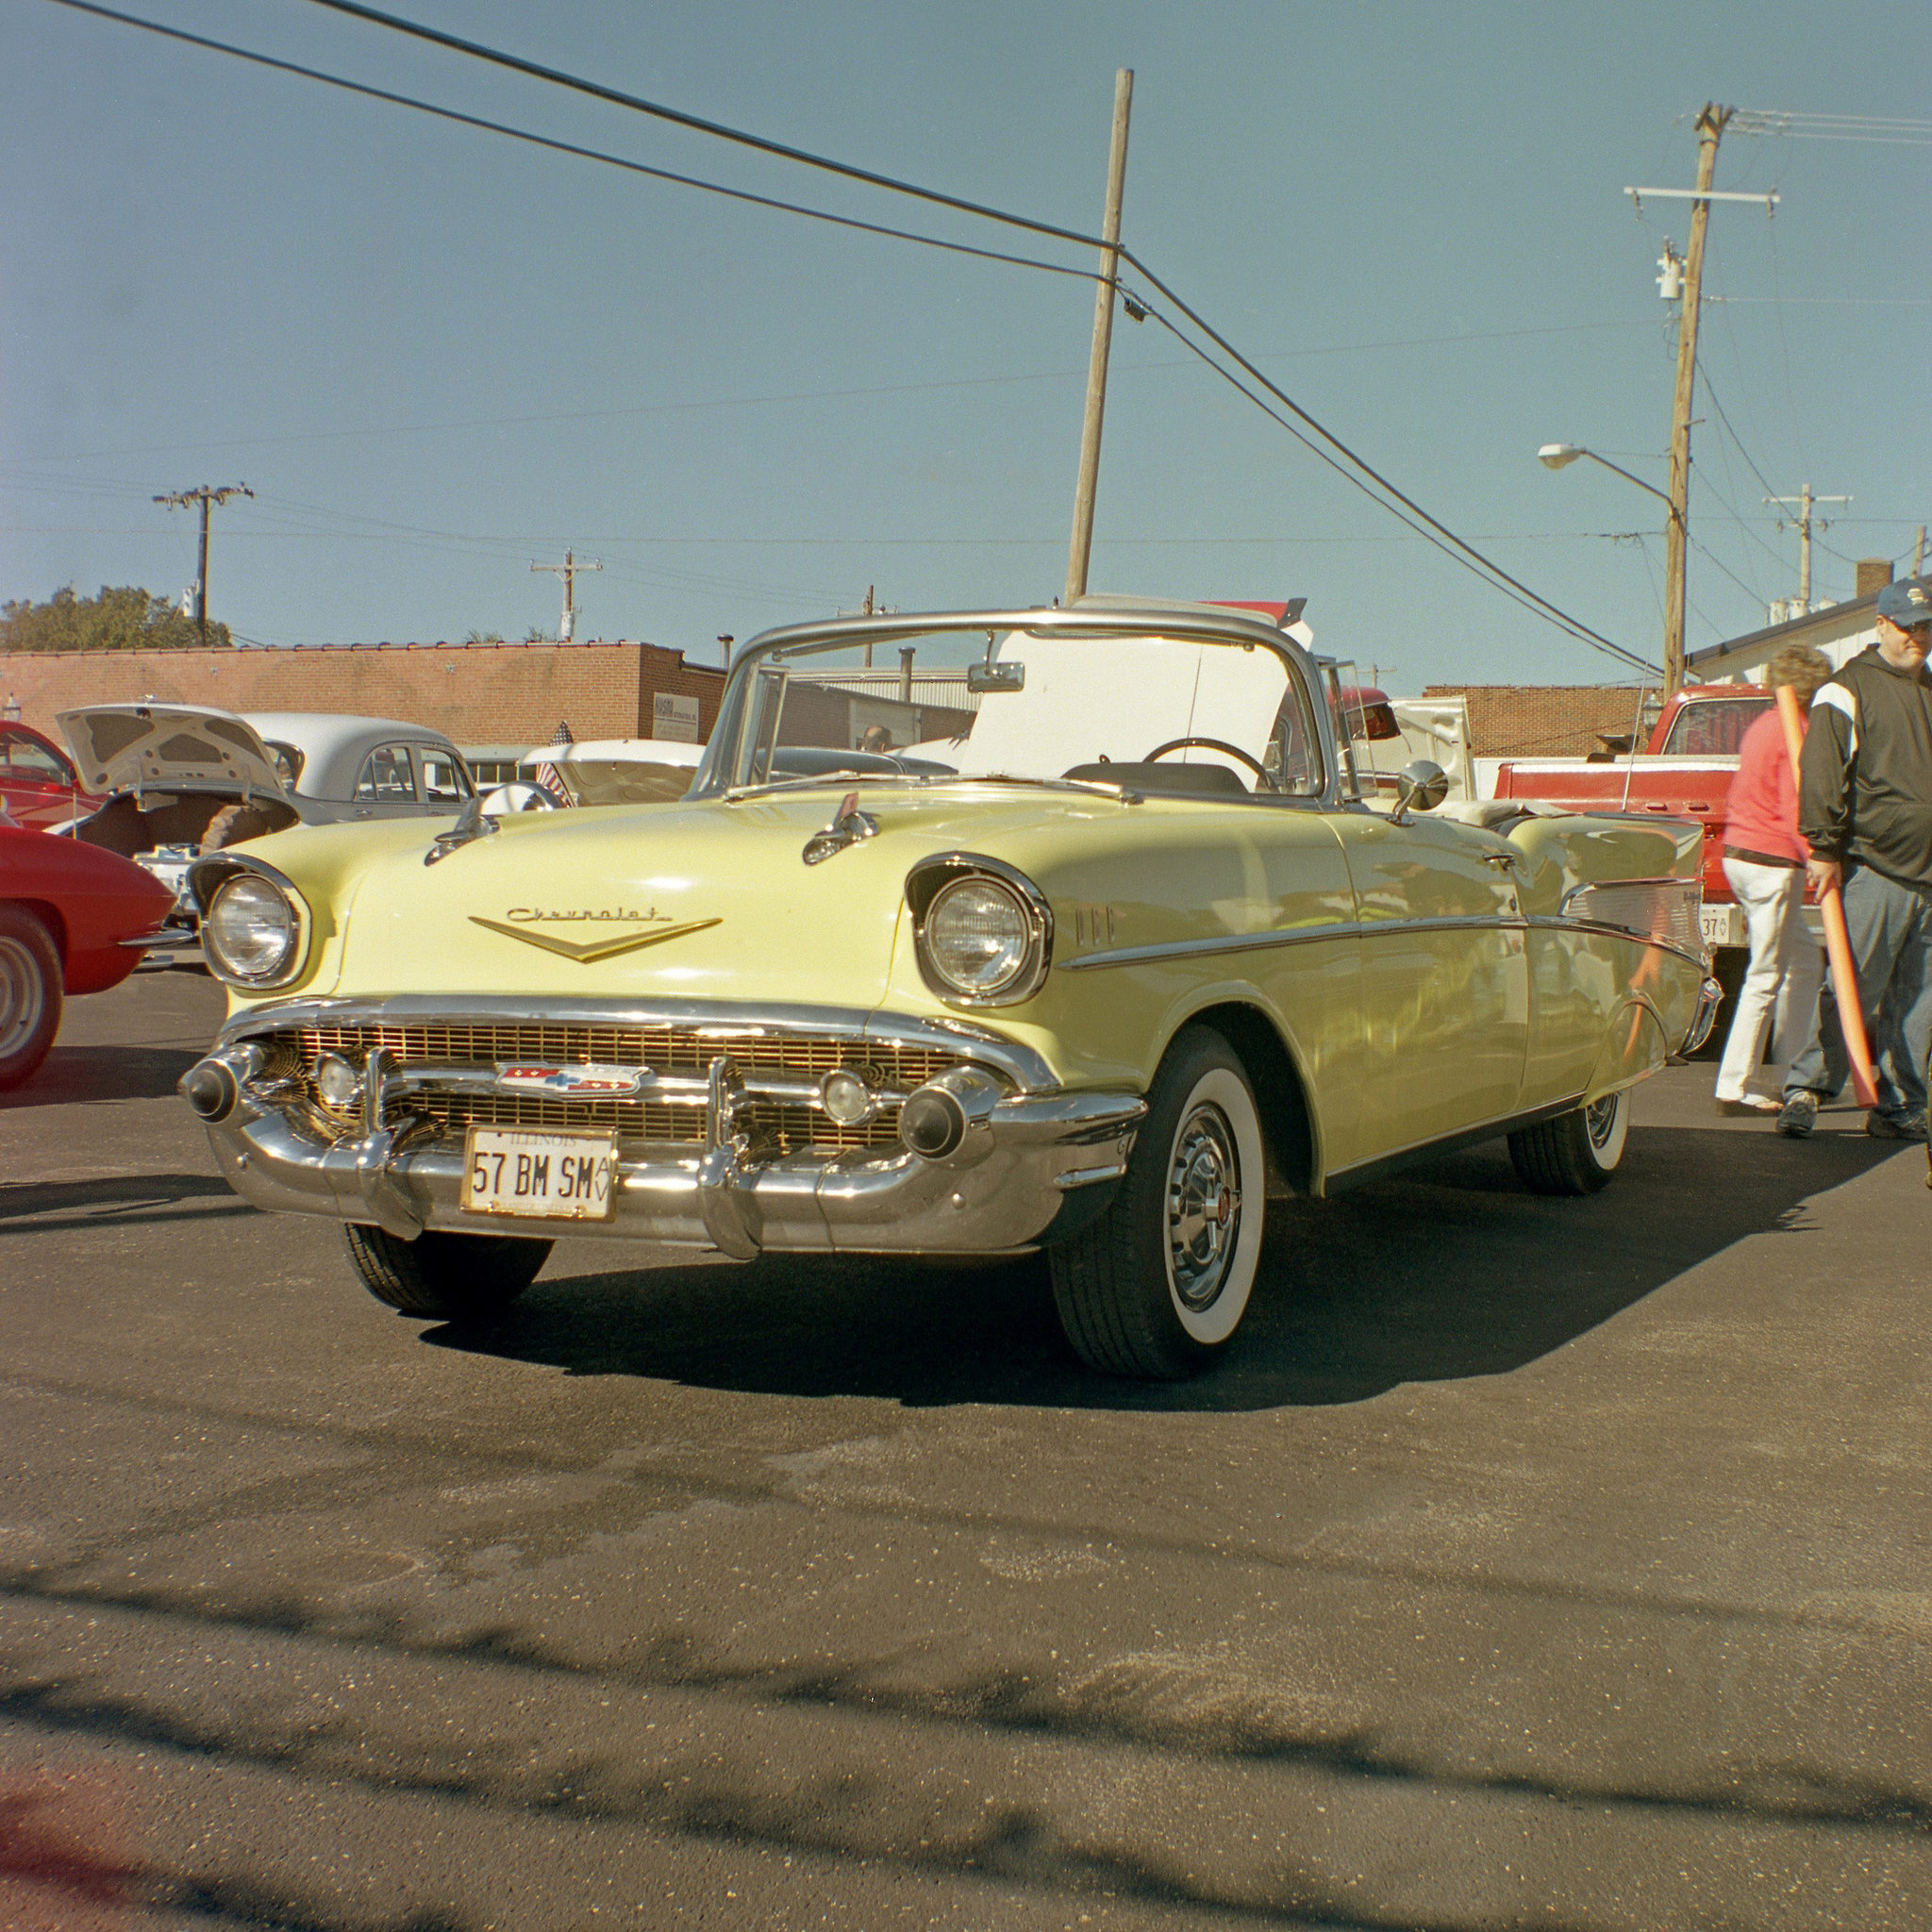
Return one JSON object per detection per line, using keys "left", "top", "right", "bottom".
{"left": 204, "top": 874, "right": 300, "bottom": 984}
{"left": 924, "top": 875, "right": 1036, "bottom": 999}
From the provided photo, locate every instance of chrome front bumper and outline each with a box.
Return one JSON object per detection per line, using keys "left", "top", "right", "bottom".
{"left": 186, "top": 1007, "right": 1144, "bottom": 1258}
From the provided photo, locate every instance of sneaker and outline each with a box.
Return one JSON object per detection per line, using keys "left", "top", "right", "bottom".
{"left": 1865, "top": 1111, "right": 1929, "bottom": 1141}
{"left": 1715, "top": 1096, "right": 1781, "bottom": 1117}
{"left": 1775, "top": 1092, "right": 1819, "bottom": 1138}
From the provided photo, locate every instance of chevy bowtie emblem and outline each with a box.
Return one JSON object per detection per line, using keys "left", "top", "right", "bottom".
{"left": 469, "top": 915, "right": 721, "bottom": 963}
{"left": 495, "top": 1063, "right": 650, "bottom": 1096}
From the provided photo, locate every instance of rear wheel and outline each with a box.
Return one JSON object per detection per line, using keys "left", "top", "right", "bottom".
{"left": 341, "top": 1224, "right": 552, "bottom": 1319}
{"left": 1507, "top": 1088, "right": 1628, "bottom": 1196}
{"left": 0, "top": 905, "right": 62, "bottom": 1091}
{"left": 1049, "top": 1025, "right": 1266, "bottom": 1378}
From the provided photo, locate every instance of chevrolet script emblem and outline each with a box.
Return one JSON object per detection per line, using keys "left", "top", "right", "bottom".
{"left": 470, "top": 915, "right": 721, "bottom": 963}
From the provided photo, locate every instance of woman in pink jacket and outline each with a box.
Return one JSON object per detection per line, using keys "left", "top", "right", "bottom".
{"left": 1714, "top": 644, "right": 1835, "bottom": 1113}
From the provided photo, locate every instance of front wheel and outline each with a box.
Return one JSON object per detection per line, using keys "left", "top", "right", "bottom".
{"left": 1507, "top": 1088, "right": 1628, "bottom": 1196}
{"left": 0, "top": 905, "right": 62, "bottom": 1091}
{"left": 1049, "top": 1025, "right": 1267, "bottom": 1378}
{"left": 342, "top": 1224, "right": 552, "bottom": 1319}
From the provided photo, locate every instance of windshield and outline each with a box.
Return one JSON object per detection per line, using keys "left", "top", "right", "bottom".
{"left": 700, "top": 627, "right": 1325, "bottom": 801}
{"left": 1660, "top": 695, "right": 1774, "bottom": 756}
{"left": 557, "top": 758, "right": 700, "bottom": 806}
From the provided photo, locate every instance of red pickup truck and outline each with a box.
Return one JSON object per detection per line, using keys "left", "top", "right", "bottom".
{"left": 1488, "top": 686, "right": 1794, "bottom": 1003}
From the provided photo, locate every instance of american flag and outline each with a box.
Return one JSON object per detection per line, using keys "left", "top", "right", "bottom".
{"left": 533, "top": 720, "right": 575, "bottom": 805}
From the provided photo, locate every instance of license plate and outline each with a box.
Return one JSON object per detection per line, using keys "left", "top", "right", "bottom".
{"left": 1700, "top": 903, "right": 1745, "bottom": 949}
{"left": 461, "top": 1128, "right": 619, "bottom": 1221}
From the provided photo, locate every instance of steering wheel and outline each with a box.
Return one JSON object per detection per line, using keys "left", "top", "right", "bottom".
{"left": 1142, "top": 737, "right": 1276, "bottom": 791}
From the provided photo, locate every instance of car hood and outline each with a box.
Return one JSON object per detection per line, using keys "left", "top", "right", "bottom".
{"left": 58, "top": 705, "right": 291, "bottom": 799}
{"left": 306, "top": 783, "right": 1125, "bottom": 1009}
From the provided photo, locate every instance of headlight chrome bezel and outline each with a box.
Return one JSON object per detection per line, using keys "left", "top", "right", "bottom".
{"left": 193, "top": 858, "right": 311, "bottom": 990}
{"left": 907, "top": 853, "right": 1053, "bottom": 1007}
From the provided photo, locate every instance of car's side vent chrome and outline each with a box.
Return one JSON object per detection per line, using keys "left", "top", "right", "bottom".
{"left": 1562, "top": 877, "right": 1702, "bottom": 957}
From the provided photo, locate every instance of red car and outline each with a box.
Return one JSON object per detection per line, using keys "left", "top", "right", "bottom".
{"left": 0, "top": 722, "right": 103, "bottom": 831}
{"left": 1, "top": 827, "right": 175, "bottom": 1089}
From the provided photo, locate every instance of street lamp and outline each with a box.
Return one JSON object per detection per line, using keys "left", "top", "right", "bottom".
{"left": 1538, "top": 441, "right": 1684, "bottom": 691}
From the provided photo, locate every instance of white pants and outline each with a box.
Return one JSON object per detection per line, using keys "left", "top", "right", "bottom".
{"left": 1715, "top": 856, "right": 1824, "bottom": 1102}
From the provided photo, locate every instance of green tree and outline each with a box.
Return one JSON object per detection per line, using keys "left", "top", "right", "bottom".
{"left": 0, "top": 585, "right": 232, "bottom": 652}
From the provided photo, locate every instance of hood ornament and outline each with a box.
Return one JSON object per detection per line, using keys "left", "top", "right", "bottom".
{"left": 425, "top": 796, "right": 499, "bottom": 865}
{"left": 803, "top": 791, "right": 878, "bottom": 866}
{"left": 470, "top": 915, "right": 722, "bottom": 964}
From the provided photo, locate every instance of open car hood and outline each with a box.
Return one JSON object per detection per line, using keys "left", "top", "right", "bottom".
{"left": 57, "top": 705, "right": 291, "bottom": 798}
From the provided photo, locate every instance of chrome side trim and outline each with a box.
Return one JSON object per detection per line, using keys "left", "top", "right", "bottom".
{"left": 213, "top": 994, "right": 1059, "bottom": 1095}
{"left": 1061, "top": 920, "right": 1359, "bottom": 972}
{"left": 1557, "top": 874, "right": 1697, "bottom": 917}
{"left": 1059, "top": 911, "right": 1532, "bottom": 974}
{"left": 1523, "top": 915, "right": 1709, "bottom": 974}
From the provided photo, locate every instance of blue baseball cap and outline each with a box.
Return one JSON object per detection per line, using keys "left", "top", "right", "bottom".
{"left": 1876, "top": 577, "right": 1932, "bottom": 627}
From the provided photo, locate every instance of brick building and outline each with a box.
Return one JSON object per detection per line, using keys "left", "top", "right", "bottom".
{"left": 1422, "top": 684, "right": 1653, "bottom": 759}
{"left": 0, "top": 640, "right": 726, "bottom": 752}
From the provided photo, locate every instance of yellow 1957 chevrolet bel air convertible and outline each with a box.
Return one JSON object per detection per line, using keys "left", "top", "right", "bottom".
{"left": 179, "top": 599, "right": 1720, "bottom": 1378}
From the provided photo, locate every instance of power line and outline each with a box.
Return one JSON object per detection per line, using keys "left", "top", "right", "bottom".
{"left": 1130, "top": 298, "right": 1657, "bottom": 673}
{"left": 45, "top": 0, "right": 1653, "bottom": 672}
{"left": 42, "top": 0, "right": 1098, "bottom": 289}
{"left": 289, "top": 0, "right": 1653, "bottom": 665}
{"left": 1732, "top": 108, "right": 1932, "bottom": 144}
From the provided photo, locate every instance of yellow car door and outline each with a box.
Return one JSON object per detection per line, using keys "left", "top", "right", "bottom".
{"left": 1328, "top": 811, "right": 1530, "bottom": 1160}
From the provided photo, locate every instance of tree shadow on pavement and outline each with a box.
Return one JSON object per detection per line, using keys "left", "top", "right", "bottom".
{"left": 0, "top": 1173, "right": 245, "bottom": 1235}
{"left": 428, "top": 1124, "right": 1902, "bottom": 1412}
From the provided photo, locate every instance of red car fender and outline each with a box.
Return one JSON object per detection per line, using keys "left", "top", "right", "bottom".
{"left": 0, "top": 826, "right": 177, "bottom": 995}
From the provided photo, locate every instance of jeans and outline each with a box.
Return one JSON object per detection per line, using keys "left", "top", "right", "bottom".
{"left": 1715, "top": 857, "right": 1823, "bottom": 1102}
{"left": 1785, "top": 864, "right": 1932, "bottom": 1123}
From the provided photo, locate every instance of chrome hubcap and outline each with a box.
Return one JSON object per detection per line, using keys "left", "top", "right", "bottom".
{"left": 0, "top": 935, "right": 45, "bottom": 1061}
{"left": 1167, "top": 1102, "right": 1242, "bottom": 1310}
{"left": 1585, "top": 1093, "right": 1620, "bottom": 1150}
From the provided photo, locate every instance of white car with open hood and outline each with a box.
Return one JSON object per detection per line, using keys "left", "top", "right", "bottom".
{"left": 60, "top": 705, "right": 475, "bottom": 930}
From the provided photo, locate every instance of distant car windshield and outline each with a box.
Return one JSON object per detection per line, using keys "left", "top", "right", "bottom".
{"left": 557, "top": 758, "right": 698, "bottom": 807}
{"left": 1660, "top": 695, "right": 1774, "bottom": 756}
{"left": 703, "top": 628, "right": 1324, "bottom": 800}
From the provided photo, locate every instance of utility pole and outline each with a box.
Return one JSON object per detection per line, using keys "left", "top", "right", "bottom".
{"left": 1913, "top": 525, "right": 1926, "bottom": 578}
{"left": 1662, "top": 105, "right": 1728, "bottom": 697}
{"left": 1765, "top": 484, "right": 1852, "bottom": 613}
{"left": 530, "top": 550, "right": 601, "bottom": 642}
{"left": 1063, "top": 68, "right": 1134, "bottom": 608}
{"left": 153, "top": 482, "right": 253, "bottom": 645}
{"left": 1626, "top": 108, "right": 1781, "bottom": 691}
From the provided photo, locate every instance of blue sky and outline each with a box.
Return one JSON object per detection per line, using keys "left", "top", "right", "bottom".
{"left": 4, "top": 0, "right": 1928, "bottom": 685}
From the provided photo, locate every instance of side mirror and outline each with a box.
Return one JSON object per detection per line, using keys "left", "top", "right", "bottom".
{"left": 1391, "top": 759, "right": 1449, "bottom": 824}
{"left": 966, "top": 660, "right": 1024, "bottom": 694}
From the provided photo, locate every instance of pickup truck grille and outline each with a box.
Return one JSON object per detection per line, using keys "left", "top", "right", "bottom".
{"left": 266, "top": 1022, "right": 964, "bottom": 1154}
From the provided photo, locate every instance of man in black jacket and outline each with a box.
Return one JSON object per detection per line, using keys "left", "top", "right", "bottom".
{"left": 1778, "top": 576, "right": 1932, "bottom": 1138}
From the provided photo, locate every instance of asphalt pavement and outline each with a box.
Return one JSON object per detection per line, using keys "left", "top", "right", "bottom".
{"left": 1, "top": 968, "right": 1927, "bottom": 1931}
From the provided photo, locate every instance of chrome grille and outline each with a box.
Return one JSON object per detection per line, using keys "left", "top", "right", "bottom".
{"left": 292, "top": 1020, "right": 961, "bottom": 1086}
{"left": 271, "top": 1023, "right": 967, "bottom": 1154}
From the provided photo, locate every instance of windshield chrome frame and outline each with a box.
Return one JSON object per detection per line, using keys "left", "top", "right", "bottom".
{"left": 687, "top": 603, "right": 1342, "bottom": 808}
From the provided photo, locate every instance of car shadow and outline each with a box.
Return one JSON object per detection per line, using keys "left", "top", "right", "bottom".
{"left": 0, "top": 1043, "right": 203, "bottom": 1108}
{"left": 426, "top": 1124, "right": 1901, "bottom": 1411}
